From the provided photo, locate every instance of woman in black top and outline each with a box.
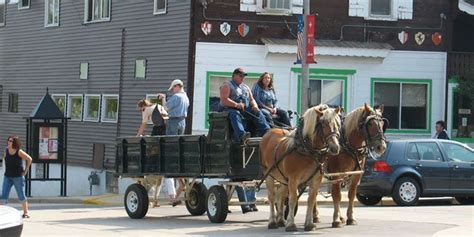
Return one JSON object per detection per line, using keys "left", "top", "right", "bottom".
{"left": 1, "top": 136, "right": 33, "bottom": 218}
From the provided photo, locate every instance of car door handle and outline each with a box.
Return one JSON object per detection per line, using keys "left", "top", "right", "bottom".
{"left": 415, "top": 163, "right": 422, "bottom": 169}
{"left": 453, "top": 165, "right": 459, "bottom": 170}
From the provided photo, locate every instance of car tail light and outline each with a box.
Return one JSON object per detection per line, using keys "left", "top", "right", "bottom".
{"left": 373, "top": 161, "right": 392, "bottom": 173}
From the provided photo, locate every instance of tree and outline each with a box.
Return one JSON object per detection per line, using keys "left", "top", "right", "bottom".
{"left": 457, "top": 70, "right": 474, "bottom": 109}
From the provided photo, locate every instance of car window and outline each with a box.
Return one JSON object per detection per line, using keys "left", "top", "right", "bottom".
{"left": 441, "top": 143, "right": 474, "bottom": 163}
{"left": 406, "top": 143, "right": 420, "bottom": 160}
{"left": 415, "top": 142, "right": 444, "bottom": 162}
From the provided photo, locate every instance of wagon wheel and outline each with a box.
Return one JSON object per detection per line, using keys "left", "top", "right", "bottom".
{"left": 124, "top": 183, "right": 149, "bottom": 219}
{"left": 206, "top": 185, "right": 228, "bottom": 223}
{"left": 185, "top": 182, "right": 208, "bottom": 216}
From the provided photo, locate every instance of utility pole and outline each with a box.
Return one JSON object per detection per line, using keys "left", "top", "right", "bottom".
{"left": 301, "top": 0, "right": 310, "bottom": 112}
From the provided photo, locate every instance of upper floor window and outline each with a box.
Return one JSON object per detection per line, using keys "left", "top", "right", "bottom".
{"left": 370, "top": 0, "right": 391, "bottom": 17}
{"left": 349, "top": 0, "right": 413, "bottom": 20}
{"left": 154, "top": 0, "right": 167, "bottom": 15}
{"left": 0, "top": 85, "right": 3, "bottom": 112}
{"left": 85, "top": 0, "right": 110, "bottom": 23}
{"left": 0, "top": 0, "right": 5, "bottom": 27}
{"left": 240, "top": 0, "right": 302, "bottom": 15}
{"left": 19, "top": 0, "right": 30, "bottom": 10}
{"left": 45, "top": 0, "right": 60, "bottom": 27}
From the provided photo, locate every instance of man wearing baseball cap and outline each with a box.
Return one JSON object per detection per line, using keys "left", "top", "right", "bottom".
{"left": 157, "top": 79, "right": 190, "bottom": 206}
{"left": 220, "top": 68, "right": 270, "bottom": 142}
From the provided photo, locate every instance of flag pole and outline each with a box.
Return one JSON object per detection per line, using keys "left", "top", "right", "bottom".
{"left": 301, "top": 0, "right": 310, "bottom": 112}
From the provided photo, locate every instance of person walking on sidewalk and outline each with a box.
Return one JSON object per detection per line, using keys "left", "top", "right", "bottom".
{"left": 1, "top": 136, "right": 32, "bottom": 218}
{"left": 158, "top": 79, "right": 190, "bottom": 206}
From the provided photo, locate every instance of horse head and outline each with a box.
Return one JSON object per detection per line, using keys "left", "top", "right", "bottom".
{"left": 359, "top": 103, "right": 387, "bottom": 157}
{"left": 303, "top": 104, "right": 342, "bottom": 156}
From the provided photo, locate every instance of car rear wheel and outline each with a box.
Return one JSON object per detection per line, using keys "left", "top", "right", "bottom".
{"left": 356, "top": 193, "right": 382, "bottom": 206}
{"left": 455, "top": 196, "right": 474, "bottom": 205}
{"left": 392, "top": 177, "right": 420, "bottom": 206}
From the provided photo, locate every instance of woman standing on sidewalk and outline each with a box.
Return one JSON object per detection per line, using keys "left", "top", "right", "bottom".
{"left": 1, "top": 135, "right": 33, "bottom": 218}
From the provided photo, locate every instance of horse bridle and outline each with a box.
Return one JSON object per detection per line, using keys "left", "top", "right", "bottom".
{"left": 359, "top": 114, "right": 386, "bottom": 149}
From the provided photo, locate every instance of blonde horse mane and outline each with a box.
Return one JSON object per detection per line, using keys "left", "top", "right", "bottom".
{"left": 343, "top": 104, "right": 382, "bottom": 136}
{"left": 282, "top": 104, "right": 340, "bottom": 150}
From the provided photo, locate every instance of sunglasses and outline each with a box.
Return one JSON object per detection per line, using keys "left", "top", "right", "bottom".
{"left": 7, "top": 139, "right": 13, "bottom": 143}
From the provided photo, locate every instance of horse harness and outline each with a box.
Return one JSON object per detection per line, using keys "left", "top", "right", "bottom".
{"left": 256, "top": 119, "right": 339, "bottom": 191}
{"left": 325, "top": 113, "right": 386, "bottom": 185}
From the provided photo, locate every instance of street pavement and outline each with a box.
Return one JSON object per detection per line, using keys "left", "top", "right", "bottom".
{"left": 9, "top": 199, "right": 474, "bottom": 237}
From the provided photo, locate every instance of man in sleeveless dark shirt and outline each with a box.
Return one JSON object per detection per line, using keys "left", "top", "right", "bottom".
{"left": 220, "top": 68, "right": 270, "bottom": 143}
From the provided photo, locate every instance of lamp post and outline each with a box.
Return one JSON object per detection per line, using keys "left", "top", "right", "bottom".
{"left": 301, "top": 0, "right": 311, "bottom": 112}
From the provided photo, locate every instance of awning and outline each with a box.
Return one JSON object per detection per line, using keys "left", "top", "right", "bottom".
{"left": 459, "top": 0, "right": 474, "bottom": 15}
{"left": 261, "top": 38, "right": 393, "bottom": 58}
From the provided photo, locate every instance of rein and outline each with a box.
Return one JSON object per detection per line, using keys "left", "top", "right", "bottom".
{"left": 256, "top": 119, "right": 334, "bottom": 191}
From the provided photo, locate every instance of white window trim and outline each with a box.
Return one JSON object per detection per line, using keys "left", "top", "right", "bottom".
{"left": 258, "top": 0, "right": 293, "bottom": 16}
{"left": 84, "top": 94, "right": 101, "bottom": 122}
{"left": 367, "top": 0, "right": 396, "bottom": 21}
{"left": 67, "top": 94, "right": 84, "bottom": 121}
{"left": 45, "top": 0, "right": 60, "bottom": 27}
{"left": 84, "top": 0, "right": 111, "bottom": 24}
{"left": 51, "top": 93, "right": 67, "bottom": 116}
{"left": 101, "top": 94, "right": 119, "bottom": 123}
{"left": 153, "top": 0, "right": 167, "bottom": 15}
{"left": 18, "top": 0, "right": 30, "bottom": 10}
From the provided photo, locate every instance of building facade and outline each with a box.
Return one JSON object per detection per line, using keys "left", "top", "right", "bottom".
{"left": 0, "top": 0, "right": 192, "bottom": 196}
{"left": 190, "top": 0, "right": 467, "bottom": 146}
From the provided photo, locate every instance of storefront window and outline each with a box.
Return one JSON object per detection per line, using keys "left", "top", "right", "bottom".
{"left": 309, "top": 79, "right": 343, "bottom": 108}
{"left": 374, "top": 81, "right": 429, "bottom": 130}
{"left": 452, "top": 90, "right": 473, "bottom": 139}
{"left": 208, "top": 75, "right": 258, "bottom": 112}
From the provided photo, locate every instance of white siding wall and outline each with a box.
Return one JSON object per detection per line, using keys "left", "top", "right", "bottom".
{"left": 192, "top": 42, "right": 447, "bottom": 139}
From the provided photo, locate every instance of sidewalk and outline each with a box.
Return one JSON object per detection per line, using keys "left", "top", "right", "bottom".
{"left": 9, "top": 190, "right": 397, "bottom": 206}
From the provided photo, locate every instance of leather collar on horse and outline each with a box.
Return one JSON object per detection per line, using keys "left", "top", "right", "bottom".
{"left": 337, "top": 113, "right": 386, "bottom": 173}
{"left": 257, "top": 118, "right": 338, "bottom": 190}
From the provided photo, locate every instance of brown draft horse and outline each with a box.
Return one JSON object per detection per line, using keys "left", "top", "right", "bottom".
{"left": 260, "top": 104, "right": 342, "bottom": 232}
{"left": 313, "top": 103, "right": 387, "bottom": 228}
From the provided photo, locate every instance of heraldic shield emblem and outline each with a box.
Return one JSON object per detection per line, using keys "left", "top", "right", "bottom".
{"left": 201, "top": 21, "right": 212, "bottom": 36}
{"left": 238, "top": 23, "right": 249, "bottom": 37}
{"left": 432, "top": 32, "right": 442, "bottom": 46}
{"left": 415, "top": 32, "right": 425, "bottom": 45}
{"left": 398, "top": 31, "right": 408, "bottom": 44}
{"left": 220, "top": 22, "right": 231, "bottom": 36}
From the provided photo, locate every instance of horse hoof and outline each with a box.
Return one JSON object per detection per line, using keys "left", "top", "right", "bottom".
{"left": 285, "top": 224, "right": 298, "bottom": 232}
{"left": 332, "top": 222, "right": 344, "bottom": 228}
{"left": 347, "top": 219, "right": 358, "bottom": 226}
{"left": 313, "top": 217, "right": 321, "bottom": 223}
{"left": 277, "top": 220, "right": 285, "bottom": 227}
{"left": 268, "top": 222, "right": 278, "bottom": 229}
{"left": 304, "top": 223, "right": 316, "bottom": 231}
{"left": 340, "top": 217, "right": 346, "bottom": 224}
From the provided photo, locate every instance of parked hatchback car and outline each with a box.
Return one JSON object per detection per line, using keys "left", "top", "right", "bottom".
{"left": 0, "top": 205, "right": 23, "bottom": 237}
{"left": 357, "top": 139, "right": 474, "bottom": 206}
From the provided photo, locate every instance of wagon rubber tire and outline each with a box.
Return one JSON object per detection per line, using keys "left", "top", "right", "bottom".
{"left": 284, "top": 197, "right": 298, "bottom": 220}
{"left": 356, "top": 193, "right": 382, "bottom": 206}
{"left": 392, "top": 177, "right": 420, "bottom": 206}
{"left": 455, "top": 196, "right": 474, "bottom": 205}
{"left": 206, "top": 185, "right": 228, "bottom": 223}
{"left": 185, "top": 182, "right": 208, "bottom": 216}
{"left": 124, "top": 183, "right": 149, "bottom": 219}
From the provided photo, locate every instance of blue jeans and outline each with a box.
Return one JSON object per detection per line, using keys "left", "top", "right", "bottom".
{"left": 261, "top": 108, "right": 292, "bottom": 127}
{"left": 1, "top": 176, "right": 27, "bottom": 204}
{"left": 236, "top": 186, "right": 256, "bottom": 210}
{"left": 225, "top": 108, "right": 270, "bottom": 141}
{"left": 166, "top": 117, "right": 186, "bottom": 135}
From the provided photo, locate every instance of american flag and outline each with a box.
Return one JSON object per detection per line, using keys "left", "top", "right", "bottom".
{"left": 295, "top": 14, "right": 304, "bottom": 64}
